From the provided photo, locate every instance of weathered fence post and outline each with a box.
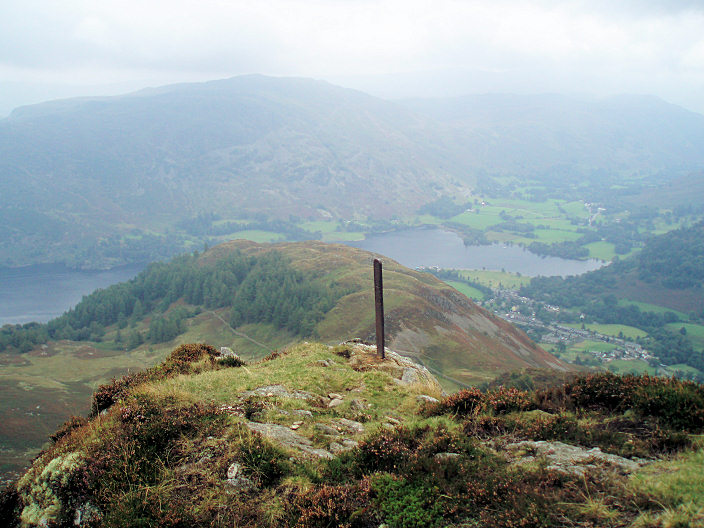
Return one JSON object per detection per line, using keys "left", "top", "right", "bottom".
{"left": 373, "top": 258, "right": 385, "bottom": 359}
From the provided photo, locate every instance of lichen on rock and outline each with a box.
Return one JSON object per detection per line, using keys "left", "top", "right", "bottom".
{"left": 17, "top": 451, "right": 85, "bottom": 528}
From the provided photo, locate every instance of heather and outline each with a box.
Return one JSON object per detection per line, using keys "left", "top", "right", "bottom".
{"left": 2, "top": 344, "right": 703, "bottom": 527}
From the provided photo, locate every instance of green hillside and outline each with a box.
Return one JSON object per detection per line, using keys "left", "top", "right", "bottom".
{"left": 2, "top": 342, "right": 703, "bottom": 527}
{"left": 0, "top": 241, "right": 566, "bottom": 484}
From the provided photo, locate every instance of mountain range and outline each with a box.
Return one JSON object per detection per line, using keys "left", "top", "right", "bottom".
{"left": 3, "top": 75, "right": 704, "bottom": 267}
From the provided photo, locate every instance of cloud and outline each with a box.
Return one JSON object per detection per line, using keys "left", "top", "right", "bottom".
{"left": 0, "top": 0, "right": 702, "bottom": 113}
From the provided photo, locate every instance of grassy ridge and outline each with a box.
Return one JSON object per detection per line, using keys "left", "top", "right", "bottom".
{"left": 0, "top": 240, "right": 566, "bottom": 483}
{"left": 3, "top": 345, "right": 703, "bottom": 527}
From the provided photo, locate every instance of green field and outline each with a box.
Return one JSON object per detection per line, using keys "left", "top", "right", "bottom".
{"left": 449, "top": 209, "right": 504, "bottom": 230}
{"left": 413, "top": 214, "right": 444, "bottom": 225}
{"left": 532, "top": 228, "right": 582, "bottom": 242}
{"left": 455, "top": 269, "right": 531, "bottom": 290}
{"left": 571, "top": 339, "right": 619, "bottom": 353}
{"left": 584, "top": 241, "right": 616, "bottom": 261}
{"left": 220, "top": 230, "right": 286, "bottom": 243}
{"left": 446, "top": 281, "right": 486, "bottom": 300}
{"left": 560, "top": 200, "right": 590, "bottom": 219}
{"left": 542, "top": 339, "right": 616, "bottom": 365}
{"left": 299, "top": 220, "right": 340, "bottom": 233}
{"left": 666, "top": 323, "right": 704, "bottom": 350}
{"left": 618, "top": 299, "right": 689, "bottom": 319}
{"left": 525, "top": 217, "right": 579, "bottom": 232}
{"left": 320, "top": 231, "right": 365, "bottom": 242}
{"left": 606, "top": 359, "right": 658, "bottom": 375}
{"left": 565, "top": 323, "right": 648, "bottom": 339}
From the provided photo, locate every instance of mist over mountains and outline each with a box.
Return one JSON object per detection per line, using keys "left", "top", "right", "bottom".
{"left": 402, "top": 93, "right": 704, "bottom": 178}
{"left": 2, "top": 74, "right": 704, "bottom": 267}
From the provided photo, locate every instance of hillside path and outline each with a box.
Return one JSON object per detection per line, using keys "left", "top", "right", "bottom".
{"left": 208, "top": 311, "right": 274, "bottom": 353}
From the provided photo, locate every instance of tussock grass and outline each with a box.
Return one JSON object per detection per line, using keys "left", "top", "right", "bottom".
{"left": 7, "top": 345, "right": 704, "bottom": 528}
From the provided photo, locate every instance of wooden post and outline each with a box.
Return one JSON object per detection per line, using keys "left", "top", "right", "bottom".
{"left": 373, "top": 258, "right": 385, "bottom": 359}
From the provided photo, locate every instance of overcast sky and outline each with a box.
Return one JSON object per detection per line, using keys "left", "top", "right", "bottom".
{"left": 1, "top": 0, "right": 704, "bottom": 115}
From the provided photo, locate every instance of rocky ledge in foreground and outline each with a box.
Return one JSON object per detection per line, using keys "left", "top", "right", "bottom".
{"left": 3, "top": 342, "right": 703, "bottom": 528}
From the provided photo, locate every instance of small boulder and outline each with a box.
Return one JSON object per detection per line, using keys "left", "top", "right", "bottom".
{"left": 349, "top": 399, "right": 366, "bottom": 410}
{"left": 225, "top": 463, "right": 255, "bottom": 491}
{"left": 227, "top": 462, "right": 242, "bottom": 479}
{"left": 328, "top": 398, "right": 344, "bottom": 408}
{"left": 220, "top": 347, "right": 235, "bottom": 357}
{"left": 334, "top": 418, "right": 365, "bottom": 434}
{"left": 314, "top": 424, "right": 340, "bottom": 436}
{"left": 434, "top": 452, "right": 460, "bottom": 463}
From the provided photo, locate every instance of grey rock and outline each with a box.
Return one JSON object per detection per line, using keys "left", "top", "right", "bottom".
{"left": 220, "top": 347, "right": 237, "bottom": 358}
{"left": 292, "top": 409, "right": 313, "bottom": 418}
{"left": 328, "top": 398, "right": 344, "bottom": 408}
{"left": 243, "top": 385, "right": 318, "bottom": 401}
{"left": 246, "top": 421, "right": 333, "bottom": 459}
{"left": 225, "top": 462, "right": 255, "bottom": 491}
{"left": 328, "top": 442, "right": 346, "bottom": 454}
{"left": 400, "top": 367, "right": 422, "bottom": 385}
{"left": 505, "top": 440, "right": 649, "bottom": 476}
{"left": 316, "top": 359, "right": 333, "bottom": 367}
{"left": 227, "top": 462, "right": 242, "bottom": 479}
{"left": 434, "top": 452, "right": 460, "bottom": 463}
{"left": 416, "top": 395, "right": 439, "bottom": 404}
{"left": 314, "top": 424, "right": 340, "bottom": 436}
{"left": 74, "top": 502, "right": 101, "bottom": 526}
{"left": 334, "top": 418, "right": 365, "bottom": 434}
{"left": 328, "top": 393, "right": 343, "bottom": 400}
{"left": 329, "top": 439, "right": 359, "bottom": 454}
{"left": 226, "top": 476, "right": 255, "bottom": 492}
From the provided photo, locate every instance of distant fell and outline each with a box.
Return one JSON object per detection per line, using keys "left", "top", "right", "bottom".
{"left": 4, "top": 76, "right": 704, "bottom": 267}
{"left": 0, "top": 75, "right": 463, "bottom": 266}
{"left": 402, "top": 92, "right": 704, "bottom": 178}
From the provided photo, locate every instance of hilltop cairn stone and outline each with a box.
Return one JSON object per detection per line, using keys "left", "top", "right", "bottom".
{"left": 338, "top": 341, "right": 442, "bottom": 392}
{"left": 219, "top": 347, "right": 242, "bottom": 362}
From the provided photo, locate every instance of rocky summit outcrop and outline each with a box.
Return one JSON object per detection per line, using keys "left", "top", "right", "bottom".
{"left": 216, "top": 341, "right": 443, "bottom": 461}
{"left": 3, "top": 342, "right": 703, "bottom": 528}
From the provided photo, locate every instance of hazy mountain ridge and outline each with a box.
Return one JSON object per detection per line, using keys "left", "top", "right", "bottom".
{"left": 402, "top": 93, "right": 704, "bottom": 177}
{"left": 4, "top": 76, "right": 704, "bottom": 267}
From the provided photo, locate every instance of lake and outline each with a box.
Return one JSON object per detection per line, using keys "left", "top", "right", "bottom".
{"left": 344, "top": 228, "right": 604, "bottom": 277}
{"left": 0, "top": 228, "right": 603, "bottom": 326}
{"left": 0, "top": 262, "right": 146, "bottom": 326}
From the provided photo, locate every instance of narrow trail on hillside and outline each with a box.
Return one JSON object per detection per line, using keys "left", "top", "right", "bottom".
{"left": 208, "top": 311, "right": 274, "bottom": 353}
